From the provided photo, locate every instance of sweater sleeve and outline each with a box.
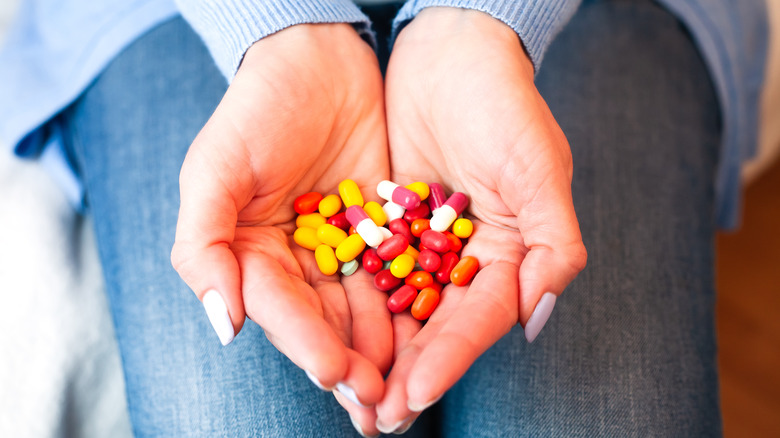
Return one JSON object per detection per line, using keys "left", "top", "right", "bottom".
{"left": 392, "top": 0, "right": 582, "bottom": 71}
{"left": 174, "top": 0, "right": 373, "bottom": 81}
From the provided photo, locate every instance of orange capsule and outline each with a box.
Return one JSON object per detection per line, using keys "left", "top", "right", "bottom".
{"left": 411, "top": 287, "right": 440, "bottom": 320}
{"left": 450, "top": 256, "right": 479, "bottom": 286}
{"left": 405, "top": 271, "right": 433, "bottom": 289}
{"left": 410, "top": 218, "right": 430, "bottom": 237}
{"left": 444, "top": 231, "right": 462, "bottom": 253}
{"left": 294, "top": 192, "right": 323, "bottom": 215}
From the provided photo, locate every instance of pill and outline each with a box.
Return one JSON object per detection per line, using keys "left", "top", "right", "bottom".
{"left": 405, "top": 271, "right": 433, "bottom": 289}
{"left": 452, "top": 218, "right": 473, "bottom": 238}
{"left": 411, "top": 287, "right": 440, "bottom": 320}
{"left": 428, "top": 183, "right": 447, "bottom": 212}
{"left": 388, "top": 218, "right": 414, "bottom": 245}
{"left": 390, "top": 254, "right": 415, "bottom": 278}
{"left": 403, "top": 202, "right": 430, "bottom": 223}
{"left": 382, "top": 201, "right": 406, "bottom": 221}
{"left": 387, "top": 285, "right": 417, "bottom": 313}
{"left": 403, "top": 245, "right": 420, "bottom": 262}
{"left": 450, "top": 255, "right": 479, "bottom": 286}
{"left": 293, "top": 227, "right": 320, "bottom": 251}
{"left": 410, "top": 218, "right": 430, "bottom": 237}
{"left": 314, "top": 245, "right": 339, "bottom": 276}
{"left": 444, "top": 231, "right": 463, "bottom": 253}
{"left": 296, "top": 212, "right": 327, "bottom": 229}
{"left": 374, "top": 269, "right": 402, "bottom": 292}
{"left": 341, "top": 259, "right": 359, "bottom": 276}
{"left": 338, "top": 179, "right": 364, "bottom": 208}
{"left": 428, "top": 281, "right": 443, "bottom": 293}
{"left": 294, "top": 191, "right": 323, "bottom": 215}
{"left": 420, "top": 229, "right": 450, "bottom": 253}
{"left": 335, "top": 233, "right": 366, "bottom": 262}
{"left": 364, "top": 201, "right": 388, "bottom": 226}
{"left": 435, "top": 252, "right": 460, "bottom": 284}
{"left": 317, "top": 223, "right": 348, "bottom": 248}
{"left": 345, "top": 205, "right": 383, "bottom": 247}
{"left": 377, "top": 180, "right": 421, "bottom": 210}
{"left": 327, "top": 212, "right": 350, "bottom": 231}
{"left": 418, "top": 249, "right": 442, "bottom": 272}
{"left": 405, "top": 182, "right": 430, "bottom": 201}
{"left": 378, "top": 226, "right": 394, "bottom": 242}
{"left": 430, "top": 192, "right": 468, "bottom": 232}
{"left": 376, "top": 234, "right": 409, "bottom": 261}
{"left": 362, "top": 248, "right": 383, "bottom": 274}
{"left": 318, "top": 194, "right": 342, "bottom": 217}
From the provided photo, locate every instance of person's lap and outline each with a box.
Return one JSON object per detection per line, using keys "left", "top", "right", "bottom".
{"left": 61, "top": 0, "right": 721, "bottom": 435}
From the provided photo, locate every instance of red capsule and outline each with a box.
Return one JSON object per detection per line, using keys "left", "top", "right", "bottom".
{"left": 427, "top": 183, "right": 447, "bottom": 212}
{"left": 374, "top": 269, "right": 402, "bottom": 292}
{"left": 405, "top": 271, "right": 434, "bottom": 289}
{"left": 418, "top": 249, "right": 442, "bottom": 272}
{"left": 428, "top": 281, "right": 443, "bottom": 293}
{"left": 294, "top": 192, "right": 323, "bottom": 215}
{"left": 362, "top": 248, "right": 383, "bottom": 274}
{"left": 388, "top": 218, "right": 414, "bottom": 245}
{"left": 376, "top": 234, "right": 409, "bottom": 261}
{"left": 444, "top": 231, "right": 463, "bottom": 253}
{"left": 403, "top": 203, "right": 430, "bottom": 223}
{"left": 410, "top": 218, "right": 430, "bottom": 237}
{"left": 411, "top": 287, "right": 440, "bottom": 320}
{"left": 420, "top": 229, "right": 450, "bottom": 253}
{"left": 327, "top": 212, "right": 350, "bottom": 231}
{"left": 387, "top": 285, "right": 417, "bottom": 313}
{"left": 450, "top": 256, "right": 479, "bottom": 286}
{"left": 435, "top": 252, "right": 459, "bottom": 284}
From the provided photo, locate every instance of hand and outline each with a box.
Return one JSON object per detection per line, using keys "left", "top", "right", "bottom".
{"left": 375, "top": 8, "right": 587, "bottom": 431}
{"left": 170, "top": 24, "right": 392, "bottom": 431}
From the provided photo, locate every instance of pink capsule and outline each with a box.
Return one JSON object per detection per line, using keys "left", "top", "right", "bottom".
{"left": 429, "top": 192, "right": 468, "bottom": 232}
{"left": 403, "top": 203, "right": 430, "bottom": 223}
{"left": 387, "top": 285, "right": 418, "bottom": 313}
{"left": 387, "top": 218, "right": 414, "bottom": 245}
{"left": 420, "top": 229, "right": 450, "bottom": 253}
{"left": 376, "top": 234, "right": 409, "bottom": 261}
{"left": 345, "top": 205, "right": 384, "bottom": 247}
{"left": 377, "top": 180, "right": 421, "bottom": 210}
{"left": 428, "top": 183, "right": 447, "bottom": 213}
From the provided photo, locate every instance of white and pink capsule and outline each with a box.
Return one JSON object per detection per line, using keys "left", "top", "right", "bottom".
{"left": 429, "top": 192, "right": 469, "bottom": 232}
{"left": 377, "top": 180, "right": 421, "bottom": 210}
{"left": 345, "top": 205, "right": 384, "bottom": 247}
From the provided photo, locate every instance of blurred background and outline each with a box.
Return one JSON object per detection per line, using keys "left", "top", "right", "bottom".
{"left": 0, "top": 0, "right": 778, "bottom": 436}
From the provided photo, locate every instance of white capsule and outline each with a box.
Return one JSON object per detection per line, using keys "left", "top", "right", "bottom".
{"left": 382, "top": 201, "right": 406, "bottom": 222}
{"left": 429, "top": 205, "right": 458, "bottom": 232}
{"left": 378, "top": 226, "right": 393, "bottom": 241}
{"left": 356, "top": 219, "right": 384, "bottom": 247}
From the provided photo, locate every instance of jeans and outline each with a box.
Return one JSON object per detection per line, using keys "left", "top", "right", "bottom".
{"left": 60, "top": 0, "right": 722, "bottom": 435}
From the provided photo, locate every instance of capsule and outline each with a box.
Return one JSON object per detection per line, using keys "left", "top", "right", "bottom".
{"left": 335, "top": 233, "right": 366, "bottom": 262}
{"left": 420, "top": 229, "right": 450, "bottom": 253}
{"left": 388, "top": 218, "right": 414, "bottom": 245}
{"left": 411, "top": 287, "right": 440, "bottom": 320}
{"left": 374, "top": 269, "right": 402, "bottom": 292}
{"left": 294, "top": 192, "right": 323, "bottom": 215}
{"left": 327, "top": 212, "right": 350, "bottom": 231}
{"left": 341, "top": 259, "right": 359, "bottom": 276}
{"left": 362, "top": 248, "right": 383, "bottom": 274}
{"left": 450, "top": 255, "right": 479, "bottom": 286}
{"left": 364, "top": 201, "right": 388, "bottom": 226}
{"left": 345, "top": 205, "right": 383, "bottom": 247}
{"left": 444, "top": 231, "right": 463, "bottom": 253}
{"left": 390, "top": 254, "right": 415, "bottom": 278}
{"left": 314, "top": 245, "right": 339, "bottom": 276}
{"left": 403, "top": 245, "right": 420, "bottom": 262}
{"left": 430, "top": 192, "right": 468, "bottom": 232}
{"left": 452, "top": 218, "right": 474, "bottom": 238}
{"left": 378, "top": 226, "right": 394, "bottom": 242}
{"left": 435, "top": 252, "right": 459, "bottom": 284}
{"left": 317, "top": 223, "right": 348, "bottom": 248}
{"left": 427, "top": 183, "right": 447, "bottom": 213}
{"left": 296, "top": 212, "right": 326, "bottom": 229}
{"left": 418, "top": 249, "right": 442, "bottom": 272}
{"left": 405, "top": 271, "right": 433, "bottom": 289}
{"left": 293, "top": 227, "right": 320, "bottom": 251}
{"left": 338, "top": 179, "right": 364, "bottom": 208}
{"left": 410, "top": 218, "right": 430, "bottom": 237}
{"left": 387, "top": 285, "right": 417, "bottom": 313}
{"left": 377, "top": 180, "right": 421, "bottom": 210}
{"left": 403, "top": 203, "right": 430, "bottom": 223}
{"left": 318, "top": 194, "right": 342, "bottom": 217}
{"left": 405, "top": 182, "right": 430, "bottom": 201}
{"left": 382, "top": 201, "right": 406, "bottom": 222}
{"left": 376, "top": 234, "right": 409, "bottom": 261}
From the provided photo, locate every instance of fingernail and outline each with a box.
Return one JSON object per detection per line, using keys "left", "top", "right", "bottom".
{"left": 202, "top": 290, "right": 234, "bottom": 346}
{"left": 407, "top": 394, "right": 441, "bottom": 412}
{"left": 350, "top": 415, "right": 378, "bottom": 438}
{"left": 525, "top": 292, "right": 557, "bottom": 343}
{"left": 305, "top": 370, "right": 330, "bottom": 391}
{"left": 336, "top": 382, "right": 367, "bottom": 407}
{"left": 376, "top": 416, "right": 410, "bottom": 434}
{"left": 394, "top": 416, "right": 417, "bottom": 434}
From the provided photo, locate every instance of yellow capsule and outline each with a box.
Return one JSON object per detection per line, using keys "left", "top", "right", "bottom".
{"left": 403, "top": 245, "right": 420, "bottom": 262}
{"left": 318, "top": 194, "right": 342, "bottom": 218}
{"left": 335, "top": 233, "right": 366, "bottom": 262}
{"left": 314, "top": 245, "right": 339, "bottom": 276}
{"left": 293, "top": 227, "right": 320, "bottom": 251}
{"left": 296, "top": 212, "right": 326, "bottom": 229}
{"left": 390, "top": 253, "right": 415, "bottom": 278}
{"left": 452, "top": 218, "right": 474, "bottom": 238}
{"left": 317, "top": 223, "right": 348, "bottom": 248}
{"left": 363, "top": 201, "right": 388, "bottom": 227}
{"left": 405, "top": 182, "right": 430, "bottom": 201}
{"left": 338, "top": 179, "right": 364, "bottom": 208}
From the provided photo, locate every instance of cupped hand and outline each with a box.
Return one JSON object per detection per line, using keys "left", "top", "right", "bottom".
{"left": 170, "top": 24, "right": 392, "bottom": 431}
{"left": 375, "top": 7, "right": 588, "bottom": 431}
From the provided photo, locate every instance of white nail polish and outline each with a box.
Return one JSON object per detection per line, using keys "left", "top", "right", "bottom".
{"left": 376, "top": 416, "right": 410, "bottom": 434}
{"left": 525, "top": 292, "right": 557, "bottom": 343}
{"left": 202, "top": 290, "right": 234, "bottom": 346}
{"left": 407, "top": 394, "right": 442, "bottom": 412}
{"left": 305, "top": 370, "right": 329, "bottom": 391}
{"left": 336, "top": 382, "right": 367, "bottom": 407}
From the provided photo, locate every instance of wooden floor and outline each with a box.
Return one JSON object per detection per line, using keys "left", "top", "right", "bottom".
{"left": 717, "top": 158, "right": 780, "bottom": 436}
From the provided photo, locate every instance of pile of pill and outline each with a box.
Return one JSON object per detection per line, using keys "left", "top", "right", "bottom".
{"left": 293, "top": 179, "right": 479, "bottom": 320}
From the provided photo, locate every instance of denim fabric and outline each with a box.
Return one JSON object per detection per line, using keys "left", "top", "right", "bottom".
{"left": 61, "top": 0, "right": 721, "bottom": 435}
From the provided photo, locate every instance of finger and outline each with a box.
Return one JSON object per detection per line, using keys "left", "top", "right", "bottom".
{"left": 332, "top": 348, "right": 386, "bottom": 437}
{"left": 333, "top": 391, "right": 380, "bottom": 438}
